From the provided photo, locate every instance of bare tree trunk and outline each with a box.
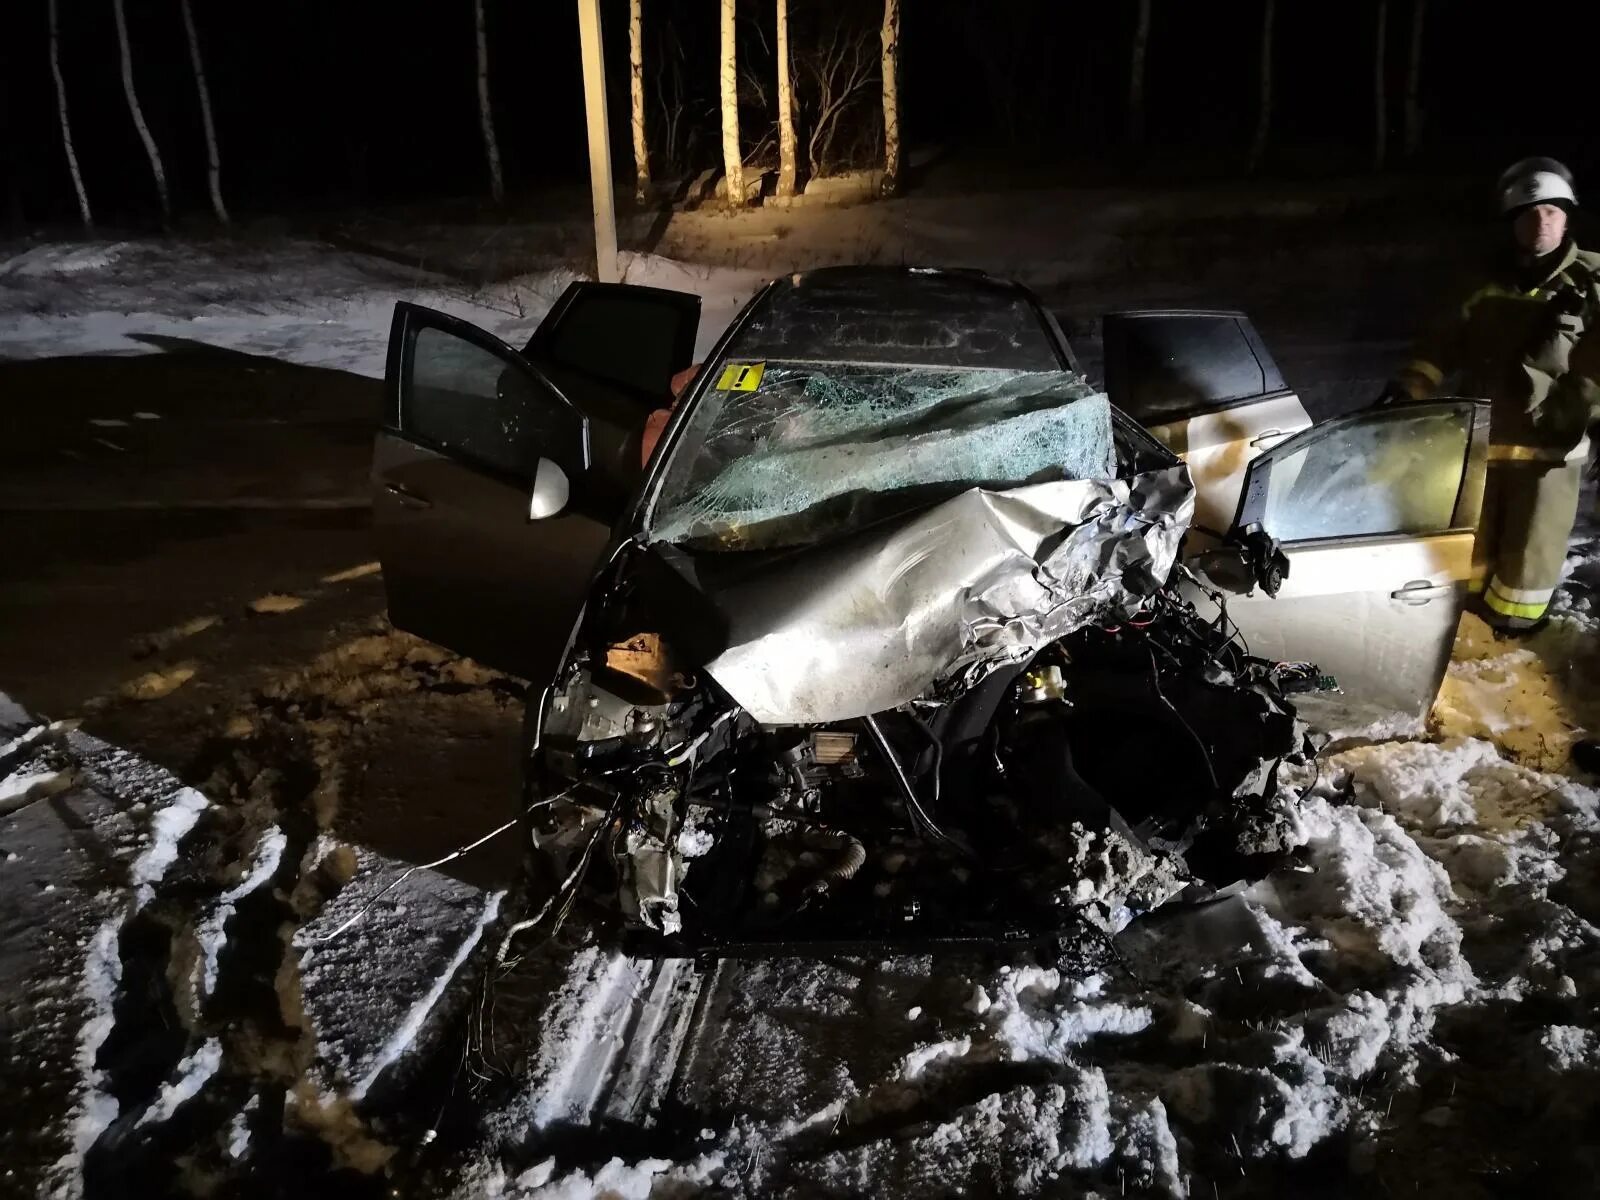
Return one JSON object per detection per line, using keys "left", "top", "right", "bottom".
{"left": 719, "top": 0, "right": 743, "bottom": 208}
{"left": 880, "top": 0, "right": 901, "bottom": 196}
{"left": 1248, "top": 0, "right": 1275, "bottom": 175}
{"left": 112, "top": 0, "right": 170, "bottom": 222}
{"left": 179, "top": 0, "right": 227, "bottom": 225}
{"left": 475, "top": 0, "right": 505, "bottom": 203}
{"left": 1404, "top": 0, "right": 1426, "bottom": 158}
{"left": 1372, "top": 0, "right": 1388, "bottom": 171}
{"left": 776, "top": 0, "right": 797, "bottom": 197}
{"left": 48, "top": 0, "right": 92, "bottom": 228}
{"left": 630, "top": 0, "right": 649, "bottom": 203}
{"left": 1128, "top": 0, "right": 1151, "bottom": 148}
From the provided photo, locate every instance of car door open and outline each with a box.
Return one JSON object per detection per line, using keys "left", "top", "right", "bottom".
{"left": 1103, "top": 310, "right": 1312, "bottom": 537}
{"left": 524, "top": 282, "right": 703, "bottom": 486}
{"left": 374, "top": 303, "right": 613, "bottom": 682}
{"left": 1193, "top": 399, "right": 1490, "bottom": 724}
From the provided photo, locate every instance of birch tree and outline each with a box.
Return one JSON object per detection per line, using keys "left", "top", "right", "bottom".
{"left": 48, "top": 0, "right": 92, "bottom": 228}
{"left": 1403, "top": 0, "right": 1426, "bottom": 158}
{"left": 1247, "top": 0, "right": 1275, "bottom": 175}
{"left": 719, "top": 0, "right": 743, "bottom": 208}
{"left": 179, "top": 0, "right": 228, "bottom": 225}
{"left": 879, "top": 0, "right": 901, "bottom": 196}
{"left": 630, "top": 0, "right": 649, "bottom": 202}
{"left": 800, "top": 21, "right": 875, "bottom": 178}
{"left": 475, "top": 0, "right": 504, "bottom": 203}
{"left": 1372, "top": 0, "right": 1388, "bottom": 171}
{"left": 1128, "top": 0, "right": 1151, "bottom": 149}
{"left": 776, "top": 0, "right": 797, "bottom": 198}
{"left": 112, "top": 0, "right": 170, "bottom": 222}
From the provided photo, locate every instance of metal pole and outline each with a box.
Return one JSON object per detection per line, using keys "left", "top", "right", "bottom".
{"left": 577, "top": 0, "right": 620, "bottom": 283}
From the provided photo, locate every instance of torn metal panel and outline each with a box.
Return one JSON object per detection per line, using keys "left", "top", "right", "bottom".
{"left": 619, "top": 775, "right": 684, "bottom": 935}
{"left": 700, "top": 465, "right": 1194, "bottom": 724}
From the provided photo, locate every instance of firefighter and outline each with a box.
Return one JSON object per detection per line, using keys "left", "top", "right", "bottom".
{"left": 1381, "top": 157, "right": 1600, "bottom": 635}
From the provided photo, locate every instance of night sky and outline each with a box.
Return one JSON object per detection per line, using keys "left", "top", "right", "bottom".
{"left": 3, "top": 0, "right": 1599, "bottom": 226}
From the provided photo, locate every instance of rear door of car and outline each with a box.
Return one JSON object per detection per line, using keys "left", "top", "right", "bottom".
{"left": 1102, "top": 311, "right": 1312, "bottom": 537}
{"left": 373, "top": 287, "right": 700, "bottom": 683}
{"left": 1195, "top": 400, "right": 1490, "bottom": 724}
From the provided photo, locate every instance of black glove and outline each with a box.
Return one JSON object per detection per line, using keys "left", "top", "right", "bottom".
{"left": 1372, "top": 381, "right": 1412, "bottom": 408}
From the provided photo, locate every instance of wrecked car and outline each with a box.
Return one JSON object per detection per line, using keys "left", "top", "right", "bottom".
{"left": 371, "top": 267, "right": 1491, "bottom": 952}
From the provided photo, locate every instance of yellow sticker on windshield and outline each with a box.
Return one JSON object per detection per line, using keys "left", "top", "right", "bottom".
{"left": 715, "top": 361, "right": 765, "bottom": 392}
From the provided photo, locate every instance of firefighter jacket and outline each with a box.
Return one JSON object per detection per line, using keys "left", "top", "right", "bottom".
{"left": 1397, "top": 239, "right": 1600, "bottom": 457}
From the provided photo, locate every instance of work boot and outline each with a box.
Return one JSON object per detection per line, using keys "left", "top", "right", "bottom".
{"left": 1574, "top": 740, "right": 1600, "bottom": 776}
{"left": 1479, "top": 600, "right": 1550, "bottom": 638}
{"left": 1490, "top": 614, "right": 1551, "bottom": 639}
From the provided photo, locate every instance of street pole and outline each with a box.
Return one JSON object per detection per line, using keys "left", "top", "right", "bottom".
{"left": 577, "top": 0, "right": 620, "bottom": 283}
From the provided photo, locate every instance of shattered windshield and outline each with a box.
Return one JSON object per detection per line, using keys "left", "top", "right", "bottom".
{"left": 649, "top": 363, "right": 1116, "bottom": 550}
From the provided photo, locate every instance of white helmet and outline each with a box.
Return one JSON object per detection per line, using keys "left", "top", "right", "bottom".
{"left": 1497, "top": 156, "right": 1577, "bottom": 214}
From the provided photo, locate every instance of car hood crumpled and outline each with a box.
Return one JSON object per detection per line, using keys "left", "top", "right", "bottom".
{"left": 699, "top": 465, "right": 1195, "bottom": 724}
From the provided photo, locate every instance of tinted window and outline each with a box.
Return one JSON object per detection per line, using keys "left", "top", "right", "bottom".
{"left": 406, "top": 326, "right": 574, "bottom": 480}
{"left": 1258, "top": 408, "right": 1471, "bottom": 542}
{"left": 1106, "top": 315, "right": 1274, "bottom": 423}
{"left": 532, "top": 288, "right": 692, "bottom": 400}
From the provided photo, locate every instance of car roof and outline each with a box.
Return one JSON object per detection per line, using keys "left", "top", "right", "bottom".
{"left": 775, "top": 264, "right": 1031, "bottom": 299}
{"left": 727, "top": 265, "right": 1063, "bottom": 370}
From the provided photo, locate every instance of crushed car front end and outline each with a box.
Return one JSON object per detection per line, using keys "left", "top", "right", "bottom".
{"left": 520, "top": 269, "right": 1317, "bottom": 955}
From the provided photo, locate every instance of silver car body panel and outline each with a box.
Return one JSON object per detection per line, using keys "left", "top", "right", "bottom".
{"left": 700, "top": 465, "right": 1195, "bottom": 724}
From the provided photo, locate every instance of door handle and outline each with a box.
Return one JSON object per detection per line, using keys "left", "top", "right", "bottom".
{"left": 1250, "top": 429, "right": 1291, "bottom": 449}
{"left": 384, "top": 482, "right": 433, "bottom": 510}
{"left": 1389, "top": 580, "right": 1454, "bottom": 605}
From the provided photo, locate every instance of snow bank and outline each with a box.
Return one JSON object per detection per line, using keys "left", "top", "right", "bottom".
{"left": 135, "top": 1039, "right": 222, "bottom": 1128}
{"left": 194, "top": 825, "right": 287, "bottom": 999}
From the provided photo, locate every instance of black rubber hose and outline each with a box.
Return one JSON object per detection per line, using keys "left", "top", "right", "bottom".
{"left": 864, "top": 714, "right": 972, "bottom": 858}
{"left": 907, "top": 710, "right": 944, "bottom": 809}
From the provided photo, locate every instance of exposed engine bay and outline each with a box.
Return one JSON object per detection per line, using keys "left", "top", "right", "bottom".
{"left": 527, "top": 562, "right": 1320, "bottom": 955}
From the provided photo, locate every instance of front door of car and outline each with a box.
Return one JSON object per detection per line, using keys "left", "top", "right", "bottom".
{"left": 1193, "top": 400, "right": 1490, "bottom": 725}
{"left": 1103, "top": 311, "right": 1312, "bottom": 538}
{"left": 373, "top": 288, "right": 700, "bottom": 682}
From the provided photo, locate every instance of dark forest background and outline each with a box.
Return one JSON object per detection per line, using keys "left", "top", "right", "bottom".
{"left": 4, "top": 0, "right": 1598, "bottom": 227}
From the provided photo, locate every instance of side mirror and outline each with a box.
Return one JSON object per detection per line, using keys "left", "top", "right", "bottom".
{"left": 1189, "top": 547, "right": 1257, "bottom": 596}
{"left": 1189, "top": 526, "right": 1290, "bottom": 598}
{"left": 528, "top": 457, "right": 570, "bottom": 521}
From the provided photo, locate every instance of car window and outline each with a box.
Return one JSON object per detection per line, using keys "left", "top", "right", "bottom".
{"left": 1255, "top": 407, "right": 1472, "bottom": 542}
{"left": 405, "top": 325, "right": 575, "bottom": 481}
{"left": 1105, "top": 314, "right": 1278, "bottom": 423}
{"left": 532, "top": 289, "right": 688, "bottom": 400}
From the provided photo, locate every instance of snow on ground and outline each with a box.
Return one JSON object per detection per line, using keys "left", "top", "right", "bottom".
{"left": 0, "top": 701, "right": 216, "bottom": 1195}
{"left": 0, "top": 684, "right": 512, "bottom": 1198}
{"left": 296, "top": 845, "right": 503, "bottom": 1103}
{"left": 458, "top": 539, "right": 1600, "bottom": 1197}
{"left": 0, "top": 238, "right": 764, "bottom": 377}
{"left": 0, "top": 178, "right": 1442, "bottom": 387}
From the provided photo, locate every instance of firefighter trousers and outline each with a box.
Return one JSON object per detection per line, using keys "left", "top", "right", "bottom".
{"left": 1478, "top": 455, "right": 1585, "bottom": 628}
